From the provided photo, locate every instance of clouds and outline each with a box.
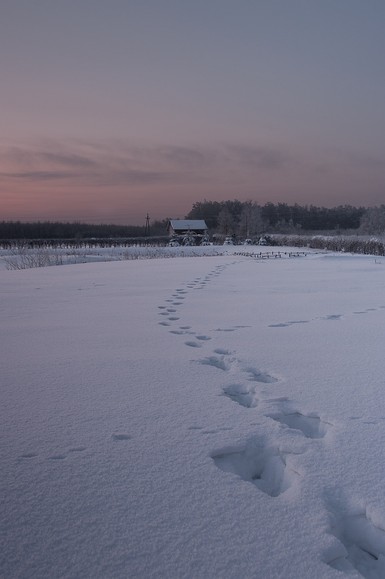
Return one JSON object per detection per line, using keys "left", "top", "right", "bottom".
{"left": 1, "top": 137, "right": 384, "bottom": 225}
{"left": 1, "top": 171, "right": 79, "bottom": 182}
{"left": 0, "top": 143, "right": 172, "bottom": 187}
{"left": 0, "top": 138, "right": 298, "bottom": 223}
{"left": 225, "top": 145, "right": 289, "bottom": 170}
{"left": 0, "top": 140, "right": 291, "bottom": 188}
{"left": 39, "top": 152, "right": 96, "bottom": 169}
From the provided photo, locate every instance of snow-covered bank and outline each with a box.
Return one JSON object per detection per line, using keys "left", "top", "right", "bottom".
{"left": 0, "top": 243, "right": 228, "bottom": 270}
{"left": 2, "top": 251, "right": 385, "bottom": 578}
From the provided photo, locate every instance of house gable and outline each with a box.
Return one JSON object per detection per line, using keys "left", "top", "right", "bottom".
{"left": 167, "top": 219, "right": 208, "bottom": 236}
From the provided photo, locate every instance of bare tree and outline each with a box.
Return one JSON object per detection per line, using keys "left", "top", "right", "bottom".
{"left": 217, "top": 207, "right": 235, "bottom": 235}
{"left": 239, "top": 202, "right": 265, "bottom": 238}
{"left": 360, "top": 205, "right": 385, "bottom": 235}
{"left": 4, "top": 245, "right": 63, "bottom": 270}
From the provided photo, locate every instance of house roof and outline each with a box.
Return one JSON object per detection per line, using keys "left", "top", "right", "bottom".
{"left": 168, "top": 219, "right": 208, "bottom": 231}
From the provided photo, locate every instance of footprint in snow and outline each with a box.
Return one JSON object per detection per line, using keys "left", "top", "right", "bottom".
{"left": 266, "top": 400, "right": 330, "bottom": 438}
{"left": 170, "top": 330, "right": 194, "bottom": 335}
{"left": 223, "top": 383, "right": 259, "bottom": 408}
{"left": 326, "top": 502, "right": 385, "bottom": 577}
{"left": 211, "top": 436, "right": 299, "bottom": 497}
{"left": 202, "top": 427, "right": 233, "bottom": 435}
{"left": 112, "top": 433, "right": 132, "bottom": 441}
{"left": 214, "top": 348, "right": 232, "bottom": 355}
{"left": 268, "top": 410, "right": 329, "bottom": 439}
{"left": 199, "top": 356, "right": 228, "bottom": 371}
{"left": 185, "top": 341, "right": 202, "bottom": 348}
{"left": 215, "top": 328, "right": 236, "bottom": 332}
{"left": 245, "top": 367, "right": 277, "bottom": 384}
{"left": 323, "top": 314, "right": 343, "bottom": 320}
{"left": 269, "top": 320, "right": 309, "bottom": 328}
{"left": 188, "top": 425, "right": 233, "bottom": 433}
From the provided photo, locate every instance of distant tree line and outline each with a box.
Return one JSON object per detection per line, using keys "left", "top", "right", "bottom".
{"left": 2, "top": 203, "right": 385, "bottom": 241}
{"left": 0, "top": 219, "right": 168, "bottom": 240}
{"left": 265, "top": 234, "right": 385, "bottom": 256}
{"left": 186, "top": 200, "right": 367, "bottom": 236}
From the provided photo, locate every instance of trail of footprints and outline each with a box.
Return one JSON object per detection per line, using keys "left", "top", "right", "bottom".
{"left": 157, "top": 264, "right": 331, "bottom": 501}
{"left": 19, "top": 433, "right": 132, "bottom": 463}
{"left": 19, "top": 268, "right": 231, "bottom": 462}
{"left": 269, "top": 305, "right": 385, "bottom": 329}
{"left": 158, "top": 263, "right": 385, "bottom": 577}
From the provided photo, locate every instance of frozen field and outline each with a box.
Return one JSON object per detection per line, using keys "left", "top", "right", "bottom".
{"left": 2, "top": 248, "right": 385, "bottom": 578}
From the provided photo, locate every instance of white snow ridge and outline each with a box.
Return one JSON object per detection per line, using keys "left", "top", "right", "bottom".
{"left": 2, "top": 247, "right": 385, "bottom": 578}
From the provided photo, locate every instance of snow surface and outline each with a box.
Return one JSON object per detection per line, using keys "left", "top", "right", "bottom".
{"left": 2, "top": 248, "right": 385, "bottom": 578}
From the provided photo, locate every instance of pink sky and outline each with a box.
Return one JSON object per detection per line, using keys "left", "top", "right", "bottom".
{"left": 1, "top": 1, "right": 384, "bottom": 225}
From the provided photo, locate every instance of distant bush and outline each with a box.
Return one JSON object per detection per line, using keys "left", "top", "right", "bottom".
{"left": 4, "top": 246, "right": 64, "bottom": 270}
{"left": 269, "top": 234, "right": 385, "bottom": 256}
{"left": 3, "top": 243, "right": 226, "bottom": 270}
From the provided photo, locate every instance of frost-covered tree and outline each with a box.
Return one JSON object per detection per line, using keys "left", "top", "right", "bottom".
{"left": 217, "top": 207, "right": 235, "bottom": 235}
{"left": 238, "top": 202, "right": 265, "bottom": 238}
{"left": 360, "top": 206, "right": 385, "bottom": 234}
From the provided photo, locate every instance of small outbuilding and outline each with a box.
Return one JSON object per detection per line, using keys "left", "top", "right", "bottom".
{"left": 167, "top": 219, "right": 208, "bottom": 237}
{"left": 166, "top": 219, "right": 209, "bottom": 246}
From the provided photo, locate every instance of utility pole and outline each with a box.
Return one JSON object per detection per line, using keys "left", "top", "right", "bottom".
{"left": 144, "top": 213, "right": 150, "bottom": 236}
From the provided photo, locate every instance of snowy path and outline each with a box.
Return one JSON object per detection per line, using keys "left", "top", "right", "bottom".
{"left": 2, "top": 251, "right": 385, "bottom": 578}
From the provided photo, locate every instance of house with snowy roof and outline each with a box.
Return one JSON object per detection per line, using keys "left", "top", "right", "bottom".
{"left": 167, "top": 219, "right": 208, "bottom": 237}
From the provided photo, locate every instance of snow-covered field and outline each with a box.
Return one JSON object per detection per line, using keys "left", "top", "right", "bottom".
{"left": 2, "top": 247, "right": 385, "bottom": 578}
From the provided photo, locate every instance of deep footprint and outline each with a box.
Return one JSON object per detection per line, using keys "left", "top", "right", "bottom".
{"left": 268, "top": 410, "right": 328, "bottom": 438}
{"left": 212, "top": 437, "right": 298, "bottom": 497}
{"left": 112, "top": 433, "right": 132, "bottom": 441}
{"left": 185, "top": 341, "right": 202, "bottom": 348}
{"left": 214, "top": 348, "right": 232, "bottom": 355}
{"left": 245, "top": 367, "right": 277, "bottom": 384}
{"left": 327, "top": 508, "right": 385, "bottom": 577}
{"left": 199, "top": 356, "right": 227, "bottom": 371}
{"left": 223, "top": 383, "right": 258, "bottom": 408}
{"left": 20, "top": 452, "right": 38, "bottom": 459}
{"left": 215, "top": 328, "right": 236, "bottom": 332}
